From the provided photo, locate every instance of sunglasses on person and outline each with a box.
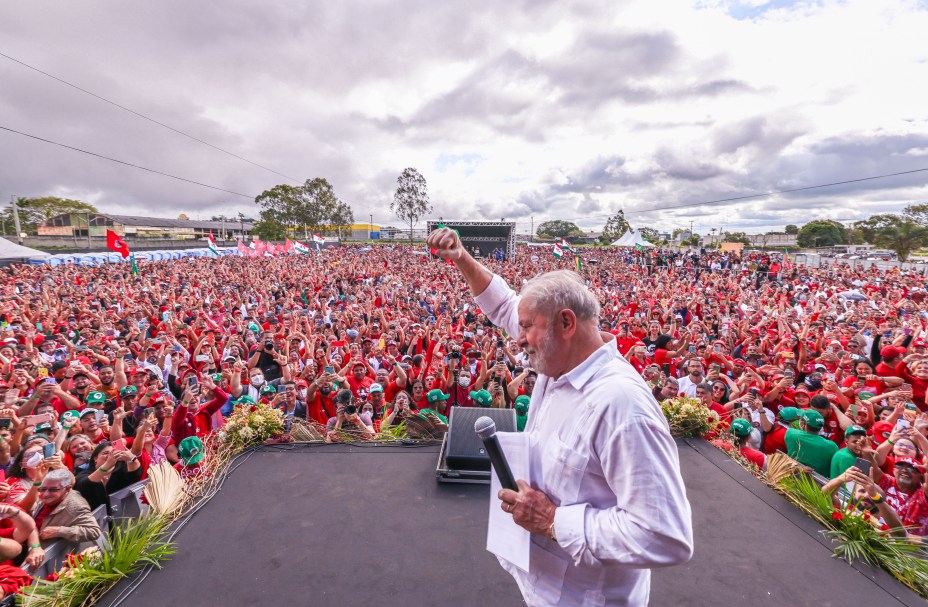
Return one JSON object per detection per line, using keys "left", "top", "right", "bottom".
{"left": 38, "top": 486, "right": 66, "bottom": 494}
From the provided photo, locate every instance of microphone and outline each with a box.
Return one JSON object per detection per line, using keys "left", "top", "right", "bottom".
{"left": 474, "top": 416, "right": 517, "bottom": 491}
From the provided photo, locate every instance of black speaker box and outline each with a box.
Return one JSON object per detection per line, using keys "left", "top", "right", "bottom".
{"left": 445, "top": 406, "right": 517, "bottom": 471}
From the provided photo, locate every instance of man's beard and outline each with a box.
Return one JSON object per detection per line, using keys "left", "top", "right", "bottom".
{"left": 525, "top": 325, "right": 558, "bottom": 376}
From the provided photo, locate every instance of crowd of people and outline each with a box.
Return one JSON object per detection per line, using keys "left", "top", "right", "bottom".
{"left": 0, "top": 240, "right": 926, "bottom": 595}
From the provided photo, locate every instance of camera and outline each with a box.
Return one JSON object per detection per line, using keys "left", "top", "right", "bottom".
{"left": 449, "top": 351, "right": 461, "bottom": 360}
{"left": 344, "top": 404, "right": 358, "bottom": 415}
{"left": 265, "top": 340, "right": 274, "bottom": 351}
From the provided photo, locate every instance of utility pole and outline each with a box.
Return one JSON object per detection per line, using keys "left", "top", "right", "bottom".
{"left": 689, "top": 220, "right": 694, "bottom": 239}
{"left": 11, "top": 196, "right": 23, "bottom": 245}
{"left": 86, "top": 212, "right": 92, "bottom": 248}
{"left": 369, "top": 214, "right": 373, "bottom": 240}
{"left": 221, "top": 216, "right": 225, "bottom": 241}
{"left": 530, "top": 216, "right": 534, "bottom": 243}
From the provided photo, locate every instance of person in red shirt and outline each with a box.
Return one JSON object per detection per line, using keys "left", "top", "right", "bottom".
{"left": 344, "top": 361, "right": 374, "bottom": 400}
{"left": 174, "top": 436, "right": 206, "bottom": 481}
{"left": 873, "top": 457, "right": 925, "bottom": 516}
{"left": 729, "top": 418, "right": 766, "bottom": 469}
{"left": 170, "top": 378, "right": 228, "bottom": 444}
{"left": 876, "top": 345, "right": 906, "bottom": 379}
{"left": 763, "top": 406, "right": 800, "bottom": 455}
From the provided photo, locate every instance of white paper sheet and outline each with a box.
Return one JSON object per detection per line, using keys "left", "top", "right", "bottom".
{"left": 486, "top": 431, "right": 531, "bottom": 572}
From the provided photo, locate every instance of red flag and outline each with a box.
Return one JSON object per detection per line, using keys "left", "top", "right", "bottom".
{"left": 284, "top": 239, "right": 294, "bottom": 253}
{"left": 106, "top": 229, "right": 131, "bottom": 258}
{"left": 237, "top": 240, "right": 249, "bottom": 256}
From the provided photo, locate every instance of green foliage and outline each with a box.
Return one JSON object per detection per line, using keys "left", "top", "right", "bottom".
{"left": 796, "top": 220, "right": 846, "bottom": 248}
{"left": 391, "top": 168, "right": 432, "bottom": 242}
{"left": 903, "top": 203, "right": 928, "bottom": 227}
{"left": 2, "top": 196, "right": 98, "bottom": 235}
{"left": 722, "top": 231, "right": 750, "bottom": 245}
{"left": 537, "top": 220, "right": 581, "bottom": 239}
{"left": 854, "top": 213, "right": 928, "bottom": 261}
{"left": 680, "top": 234, "right": 701, "bottom": 247}
{"left": 638, "top": 227, "right": 663, "bottom": 245}
{"left": 19, "top": 515, "right": 174, "bottom": 607}
{"left": 784, "top": 224, "right": 799, "bottom": 235}
{"left": 254, "top": 178, "right": 353, "bottom": 238}
{"left": 777, "top": 473, "right": 928, "bottom": 595}
{"left": 251, "top": 212, "right": 288, "bottom": 241}
{"left": 600, "top": 210, "right": 630, "bottom": 244}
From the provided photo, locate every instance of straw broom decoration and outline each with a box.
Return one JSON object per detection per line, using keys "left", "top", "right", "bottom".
{"left": 143, "top": 462, "right": 187, "bottom": 517}
{"left": 765, "top": 453, "right": 801, "bottom": 485}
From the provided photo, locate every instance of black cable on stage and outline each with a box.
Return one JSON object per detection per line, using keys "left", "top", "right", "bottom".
{"left": 0, "top": 125, "right": 254, "bottom": 199}
{"left": 101, "top": 440, "right": 440, "bottom": 607}
{"left": 0, "top": 50, "right": 301, "bottom": 184}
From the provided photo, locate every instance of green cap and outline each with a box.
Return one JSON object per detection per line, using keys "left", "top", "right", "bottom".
{"left": 260, "top": 384, "right": 276, "bottom": 395}
{"left": 35, "top": 423, "right": 53, "bottom": 434}
{"left": 211, "top": 373, "right": 223, "bottom": 384}
{"left": 248, "top": 322, "right": 261, "bottom": 334}
{"left": 845, "top": 424, "right": 868, "bottom": 438}
{"left": 730, "top": 418, "right": 753, "bottom": 437}
{"left": 779, "top": 406, "right": 800, "bottom": 422}
{"left": 469, "top": 389, "right": 493, "bottom": 407}
{"left": 60, "top": 410, "right": 80, "bottom": 424}
{"left": 178, "top": 436, "right": 205, "bottom": 466}
{"left": 514, "top": 395, "right": 530, "bottom": 415}
{"left": 426, "top": 389, "right": 449, "bottom": 404}
{"left": 800, "top": 409, "right": 825, "bottom": 429}
{"left": 86, "top": 391, "right": 106, "bottom": 404}
{"left": 119, "top": 385, "right": 138, "bottom": 397}
{"left": 857, "top": 391, "right": 875, "bottom": 401}
{"left": 234, "top": 395, "right": 256, "bottom": 406}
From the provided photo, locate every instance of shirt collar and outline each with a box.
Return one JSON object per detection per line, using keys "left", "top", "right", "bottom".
{"left": 560, "top": 332, "right": 619, "bottom": 391}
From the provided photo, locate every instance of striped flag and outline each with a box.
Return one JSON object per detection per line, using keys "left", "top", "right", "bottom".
{"left": 292, "top": 239, "right": 312, "bottom": 255}
{"left": 561, "top": 238, "right": 575, "bottom": 254}
{"left": 553, "top": 243, "right": 563, "bottom": 259}
{"left": 207, "top": 231, "right": 219, "bottom": 255}
{"left": 312, "top": 233, "right": 325, "bottom": 245}
{"left": 575, "top": 256, "right": 583, "bottom": 272}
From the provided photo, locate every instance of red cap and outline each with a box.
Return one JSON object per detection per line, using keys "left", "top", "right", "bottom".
{"left": 914, "top": 339, "right": 927, "bottom": 348}
{"left": 894, "top": 457, "right": 926, "bottom": 472}
{"left": 295, "top": 379, "right": 308, "bottom": 387}
{"left": 881, "top": 345, "right": 905, "bottom": 359}
{"left": 871, "top": 421, "right": 894, "bottom": 444}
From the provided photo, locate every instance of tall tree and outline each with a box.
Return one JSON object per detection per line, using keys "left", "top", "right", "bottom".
{"left": 391, "top": 168, "right": 431, "bottom": 243}
{"left": 252, "top": 211, "right": 288, "bottom": 241}
{"left": 784, "top": 224, "right": 799, "bottom": 235}
{"left": 796, "top": 220, "right": 846, "bottom": 248}
{"left": 638, "top": 227, "right": 662, "bottom": 244}
{"left": 254, "top": 178, "right": 353, "bottom": 239}
{"left": 903, "top": 203, "right": 928, "bottom": 227}
{"left": 872, "top": 221, "right": 928, "bottom": 261}
{"left": 600, "top": 210, "right": 631, "bottom": 244}
{"left": 1, "top": 196, "right": 97, "bottom": 234}
{"left": 537, "top": 220, "right": 582, "bottom": 240}
{"left": 722, "top": 231, "right": 751, "bottom": 245}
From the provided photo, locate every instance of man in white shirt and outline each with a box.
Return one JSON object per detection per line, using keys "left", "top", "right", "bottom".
{"left": 427, "top": 228, "right": 693, "bottom": 607}
{"left": 676, "top": 359, "right": 705, "bottom": 397}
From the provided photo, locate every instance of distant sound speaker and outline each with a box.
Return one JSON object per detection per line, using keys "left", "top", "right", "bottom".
{"left": 445, "top": 406, "right": 517, "bottom": 471}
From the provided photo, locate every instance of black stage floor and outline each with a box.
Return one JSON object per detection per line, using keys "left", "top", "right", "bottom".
{"left": 102, "top": 440, "right": 924, "bottom": 607}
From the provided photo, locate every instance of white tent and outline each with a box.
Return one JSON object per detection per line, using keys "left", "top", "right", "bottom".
{"left": 0, "top": 237, "right": 51, "bottom": 264}
{"left": 610, "top": 229, "right": 655, "bottom": 247}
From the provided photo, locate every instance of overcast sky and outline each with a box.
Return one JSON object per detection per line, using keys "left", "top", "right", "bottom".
{"left": 2, "top": 0, "right": 927, "bottom": 236}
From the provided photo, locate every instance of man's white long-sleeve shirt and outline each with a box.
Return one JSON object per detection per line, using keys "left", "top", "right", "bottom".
{"left": 475, "top": 275, "right": 693, "bottom": 606}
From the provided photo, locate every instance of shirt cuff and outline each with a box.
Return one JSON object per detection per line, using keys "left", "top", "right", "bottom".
{"left": 473, "top": 275, "right": 510, "bottom": 313}
{"left": 553, "top": 503, "right": 588, "bottom": 559}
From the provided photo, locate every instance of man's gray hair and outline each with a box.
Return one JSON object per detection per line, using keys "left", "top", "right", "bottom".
{"left": 520, "top": 270, "right": 600, "bottom": 323}
{"left": 44, "top": 468, "right": 75, "bottom": 488}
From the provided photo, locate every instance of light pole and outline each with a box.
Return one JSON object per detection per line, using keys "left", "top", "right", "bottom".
{"left": 370, "top": 214, "right": 373, "bottom": 241}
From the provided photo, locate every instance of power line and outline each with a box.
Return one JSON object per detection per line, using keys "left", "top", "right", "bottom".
{"left": 0, "top": 125, "right": 254, "bottom": 198}
{"left": 0, "top": 50, "right": 302, "bottom": 184}
{"left": 489, "top": 165, "right": 928, "bottom": 228}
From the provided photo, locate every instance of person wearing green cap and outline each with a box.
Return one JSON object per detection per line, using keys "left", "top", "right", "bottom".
{"left": 175, "top": 436, "right": 207, "bottom": 480}
{"left": 762, "top": 406, "right": 801, "bottom": 455}
{"left": 469, "top": 389, "right": 494, "bottom": 408}
{"left": 831, "top": 425, "right": 876, "bottom": 478}
{"left": 785, "top": 409, "right": 839, "bottom": 477}
{"left": 729, "top": 418, "right": 766, "bottom": 470}
{"left": 514, "top": 395, "right": 530, "bottom": 432}
{"left": 412, "top": 389, "right": 449, "bottom": 425}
